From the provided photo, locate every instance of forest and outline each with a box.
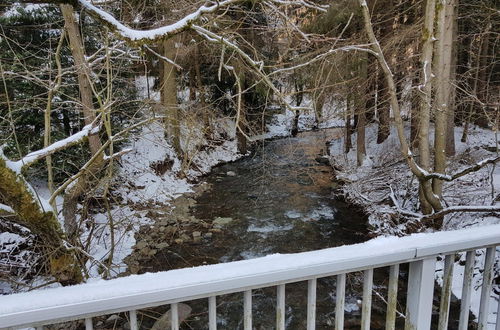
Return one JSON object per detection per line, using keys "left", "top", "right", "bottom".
{"left": 0, "top": 0, "right": 499, "bottom": 328}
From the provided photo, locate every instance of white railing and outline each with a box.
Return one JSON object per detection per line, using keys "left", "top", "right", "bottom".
{"left": 1, "top": 225, "right": 500, "bottom": 330}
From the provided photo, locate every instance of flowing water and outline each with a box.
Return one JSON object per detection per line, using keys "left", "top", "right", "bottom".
{"left": 192, "top": 128, "right": 368, "bottom": 261}
{"left": 160, "top": 128, "right": 372, "bottom": 329}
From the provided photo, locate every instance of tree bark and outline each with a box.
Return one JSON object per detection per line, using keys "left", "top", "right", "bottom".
{"left": 417, "top": 0, "right": 438, "bottom": 213}
{"left": 60, "top": 4, "right": 102, "bottom": 156}
{"left": 344, "top": 96, "right": 352, "bottom": 153}
{"left": 0, "top": 158, "right": 82, "bottom": 285}
{"left": 432, "top": 0, "right": 456, "bottom": 196}
{"left": 161, "top": 38, "right": 182, "bottom": 157}
{"left": 60, "top": 4, "right": 104, "bottom": 240}
{"left": 357, "top": 52, "right": 368, "bottom": 166}
{"left": 376, "top": 69, "right": 390, "bottom": 144}
{"left": 445, "top": 0, "right": 457, "bottom": 156}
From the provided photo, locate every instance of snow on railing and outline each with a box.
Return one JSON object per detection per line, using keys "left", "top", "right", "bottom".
{"left": 1, "top": 225, "right": 499, "bottom": 330}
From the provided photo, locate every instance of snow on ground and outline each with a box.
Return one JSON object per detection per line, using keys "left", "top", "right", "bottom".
{"left": 262, "top": 97, "right": 345, "bottom": 139}
{"left": 329, "top": 122, "right": 500, "bottom": 325}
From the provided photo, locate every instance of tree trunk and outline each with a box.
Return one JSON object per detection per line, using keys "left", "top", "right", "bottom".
{"left": 344, "top": 97, "right": 352, "bottom": 153}
{"left": 313, "top": 90, "right": 325, "bottom": 129}
{"left": 474, "top": 23, "right": 491, "bottom": 128}
{"left": 376, "top": 70, "right": 390, "bottom": 144}
{"left": 60, "top": 4, "right": 104, "bottom": 240}
{"left": 432, "top": 0, "right": 456, "bottom": 196}
{"left": 417, "top": 0, "right": 438, "bottom": 214}
{"left": 0, "top": 159, "right": 82, "bottom": 285}
{"left": 357, "top": 53, "right": 367, "bottom": 166}
{"left": 358, "top": 0, "right": 443, "bottom": 215}
{"left": 60, "top": 4, "right": 102, "bottom": 156}
{"left": 194, "top": 43, "right": 212, "bottom": 139}
{"left": 161, "top": 38, "right": 182, "bottom": 157}
{"left": 445, "top": 0, "right": 457, "bottom": 157}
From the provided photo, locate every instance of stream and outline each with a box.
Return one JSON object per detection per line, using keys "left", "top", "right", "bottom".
{"left": 129, "top": 128, "right": 381, "bottom": 329}
{"left": 192, "top": 128, "right": 368, "bottom": 261}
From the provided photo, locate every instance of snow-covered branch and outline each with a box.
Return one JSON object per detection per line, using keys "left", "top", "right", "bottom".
{"left": 420, "top": 205, "right": 500, "bottom": 223}
{"left": 7, "top": 118, "right": 102, "bottom": 173}
{"left": 412, "top": 155, "right": 500, "bottom": 182}
{"left": 77, "top": 0, "right": 242, "bottom": 43}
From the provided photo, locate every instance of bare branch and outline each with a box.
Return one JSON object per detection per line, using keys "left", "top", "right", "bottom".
{"left": 143, "top": 45, "right": 183, "bottom": 70}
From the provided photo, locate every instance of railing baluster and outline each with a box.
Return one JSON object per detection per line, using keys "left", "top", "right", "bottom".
{"left": 209, "top": 296, "right": 217, "bottom": 330}
{"left": 129, "top": 310, "right": 138, "bottom": 330}
{"left": 478, "top": 246, "right": 496, "bottom": 330}
{"left": 171, "top": 303, "right": 179, "bottom": 330}
{"left": 307, "top": 278, "right": 317, "bottom": 330}
{"left": 405, "top": 258, "right": 436, "bottom": 330}
{"left": 458, "top": 250, "right": 475, "bottom": 330}
{"left": 386, "top": 264, "right": 399, "bottom": 330}
{"left": 335, "top": 273, "right": 346, "bottom": 330}
{"left": 438, "top": 254, "right": 454, "bottom": 330}
{"left": 276, "top": 284, "right": 286, "bottom": 330}
{"left": 361, "top": 269, "right": 373, "bottom": 330}
{"left": 244, "top": 290, "right": 252, "bottom": 330}
{"left": 85, "top": 318, "right": 93, "bottom": 330}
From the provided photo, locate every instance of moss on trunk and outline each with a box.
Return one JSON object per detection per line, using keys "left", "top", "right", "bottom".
{"left": 0, "top": 158, "right": 82, "bottom": 285}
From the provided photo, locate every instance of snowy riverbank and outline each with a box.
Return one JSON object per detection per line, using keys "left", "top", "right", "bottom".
{"left": 328, "top": 122, "right": 500, "bottom": 325}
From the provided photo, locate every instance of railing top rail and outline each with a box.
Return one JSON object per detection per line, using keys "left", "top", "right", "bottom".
{"left": 1, "top": 224, "right": 500, "bottom": 329}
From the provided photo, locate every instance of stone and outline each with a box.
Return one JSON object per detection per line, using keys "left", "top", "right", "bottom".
{"left": 165, "top": 226, "right": 176, "bottom": 235}
{"left": 157, "top": 242, "right": 169, "bottom": 249}
{"left": 192, "top": 231, "right": 201, "bottom": 238}
{"left": 226, "top": 170, "right": 237, "bottom": 176}
{"left": 135, "top": 241, "right": 147, "bottom": 250}
{"left": 213, "top": 217, "right": 233, "bottom": 228}
{"left": 204, "top": 232, "right": 213, "bottom": 239}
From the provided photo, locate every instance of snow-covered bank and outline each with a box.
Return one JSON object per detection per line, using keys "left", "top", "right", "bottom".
{"left": 328, "top": 122, "right": 500, "bottom": 326}
{"left": 329, "top": 123, "right": 499, "bottom": 233}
